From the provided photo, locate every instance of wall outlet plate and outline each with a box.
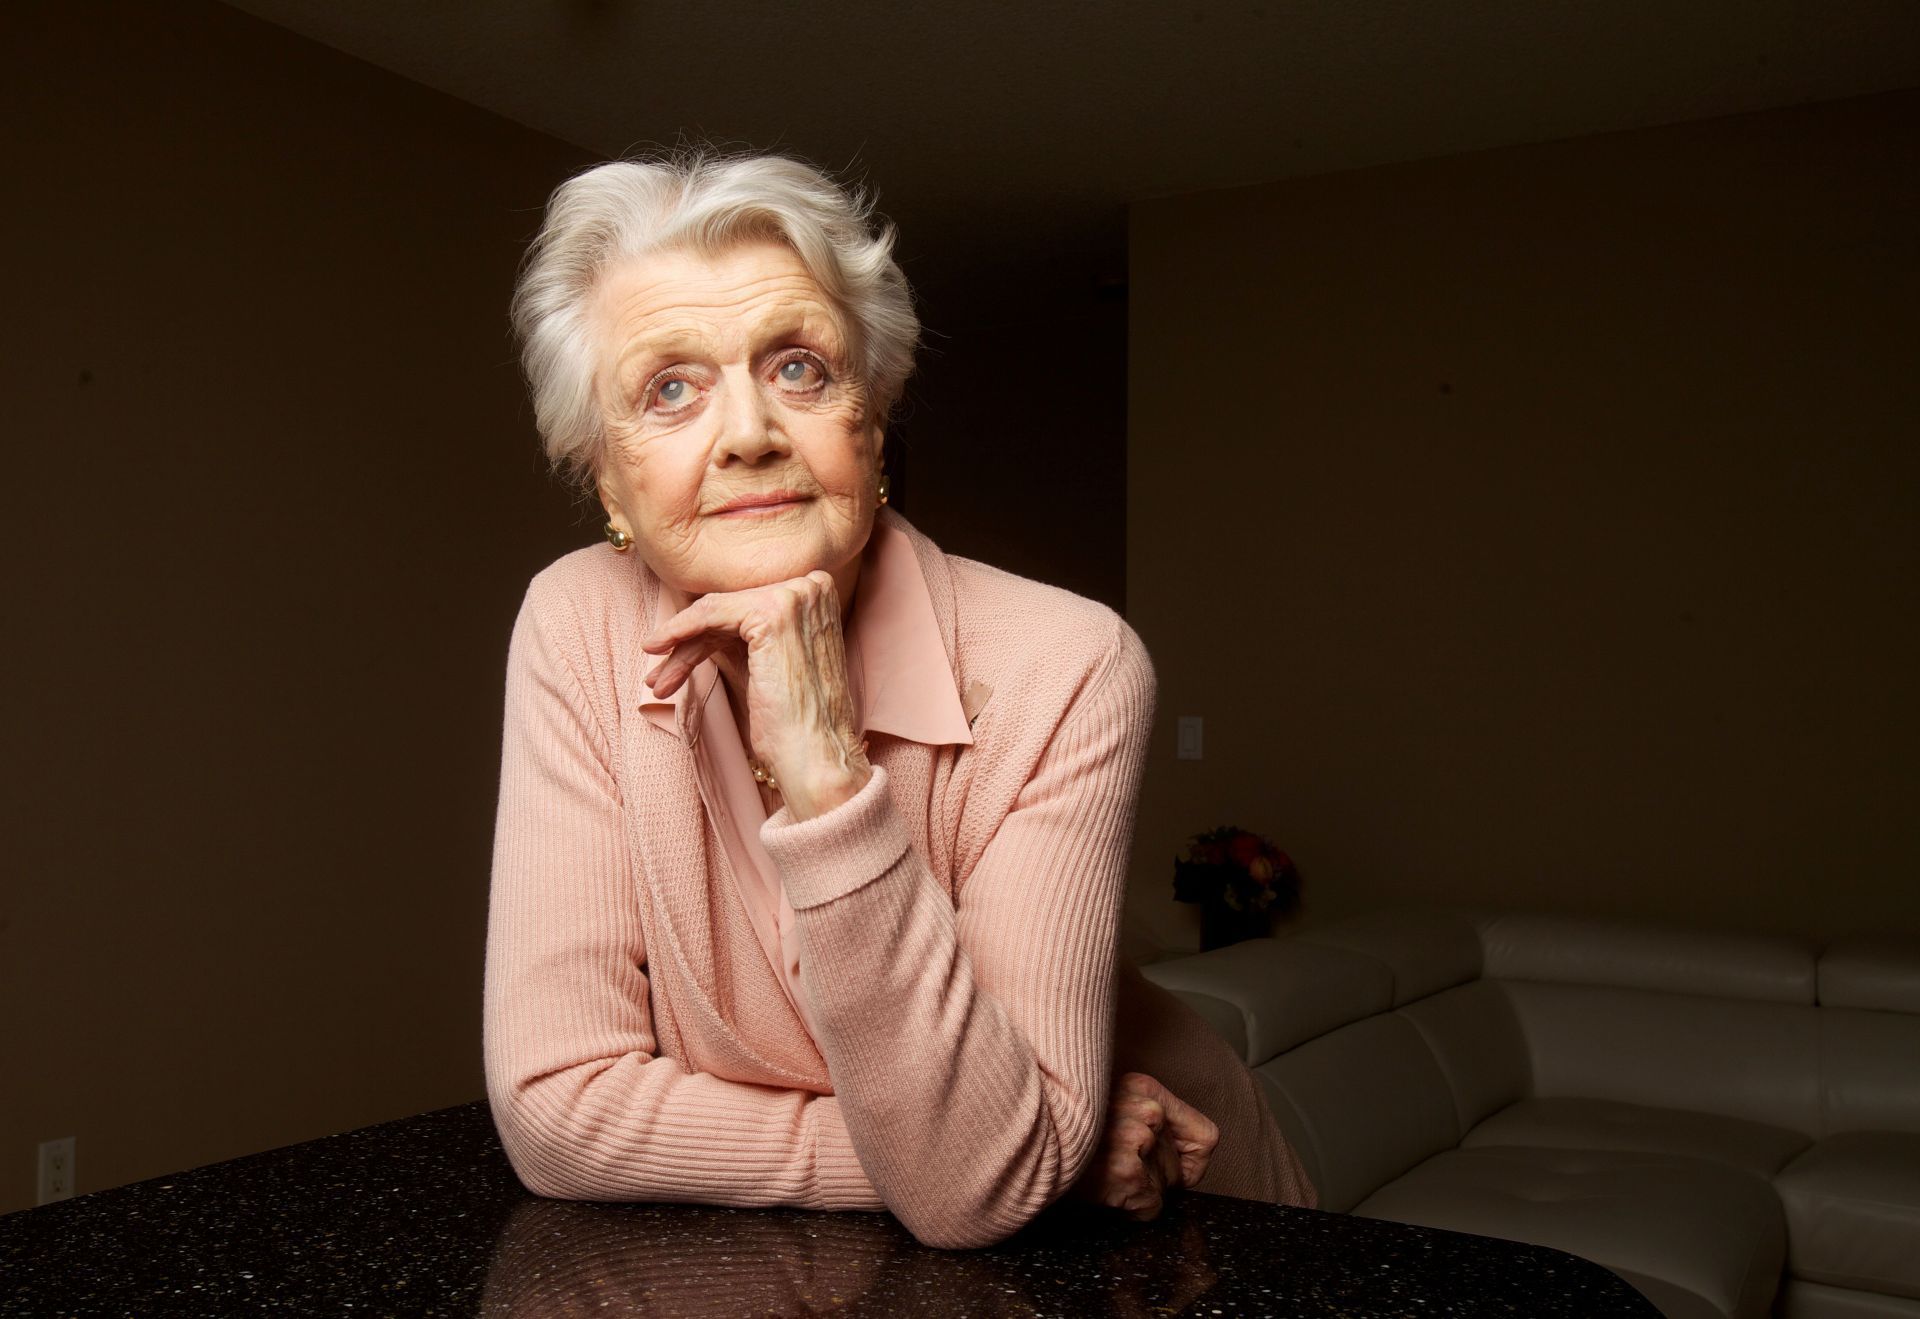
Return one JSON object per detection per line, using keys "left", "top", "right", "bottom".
{"left": 1177, "top": 715, "right": 1204, "bottom": 760}
{"left": 37, "top": 1137, "right": 75, "bottom": 1204}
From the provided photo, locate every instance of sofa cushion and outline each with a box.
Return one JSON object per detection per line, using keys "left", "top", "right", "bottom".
{"left": 1354, "top": 1145, "right": 1786, "bottom": 1319}
{"left": 1294, "top": 906, "right": 1484, "bottom": 1005}
{"left": 1505, "top": 980, "right": 1822, "bottom": 1134}
{"left": 1819, "top": 936, "right": 1920, "bottom": 1015}
{"left": 1821, "top": 1009, "right": 1920, "bottom": 1137}
{"left": 1396, "top": 979, "right": 1530, "bottom": 1132}
{"left": 1254, "top": 1014, "right": 1458, "bottom": 1213}
{"left": 1778, "top": 1280, "right": 1920, "bottom": 1318}
{"left": 1141, "top": 936, "right": 1392, "bottom": 1064}
{"left": 1611, "top": 1269, "right": 1741, "bottom": 1319}
{"left": 1775, "top": 1132, "right": 1920, "bottom": 1300}
{"left": 1774, "top": 1282, "right": 1920, "bottom": 1313}
{"left": 1482, "top": 912, "right": 1818, "bottom": 1004}
{"left": 1463, "top": 1097, "right": 1810, "bottom": 1179}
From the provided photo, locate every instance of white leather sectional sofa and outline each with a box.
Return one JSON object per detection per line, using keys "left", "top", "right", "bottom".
{"left": 1137, "top": 908, "right": 1920, "bottom": 1319}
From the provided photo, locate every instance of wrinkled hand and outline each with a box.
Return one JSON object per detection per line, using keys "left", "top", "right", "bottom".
{"left": 1074, "top": 1072, "right": 1220, "bottom": 1221}
{"left": 641, "top": 570, "right": 871, "bottom": 820}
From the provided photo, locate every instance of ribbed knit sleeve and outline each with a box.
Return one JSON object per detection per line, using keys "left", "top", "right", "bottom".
{"left": 759, "top": 617, "right": 1157, "bottom": 1249}
{"left": 483, "top": 588, "right": 882, "bottom": 1212}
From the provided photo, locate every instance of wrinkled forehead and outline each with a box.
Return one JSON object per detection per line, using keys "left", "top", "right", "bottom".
{"left": 591, "top": 240, "right": 852, "bottom": 388}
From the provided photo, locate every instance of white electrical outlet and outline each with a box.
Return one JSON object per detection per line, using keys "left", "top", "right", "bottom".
{"left": 1177, "top": 716, "right": 1204, "bottom": 760}
{"left": 37, "top": 1137, "right": 75, "bottom": 1205}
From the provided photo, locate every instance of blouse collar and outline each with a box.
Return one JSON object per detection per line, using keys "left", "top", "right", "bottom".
{"left": 639, "top": 512, "right": 976, "bottom": 748}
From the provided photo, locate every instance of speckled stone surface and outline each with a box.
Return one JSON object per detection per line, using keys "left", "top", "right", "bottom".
{"left": 0, "top": 1101, "right": 1658, "bottom": 1316}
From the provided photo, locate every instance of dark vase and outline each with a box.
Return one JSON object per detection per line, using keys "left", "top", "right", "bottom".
{"left": 1200, "top": 901, "right": 1273, "bottom": 952}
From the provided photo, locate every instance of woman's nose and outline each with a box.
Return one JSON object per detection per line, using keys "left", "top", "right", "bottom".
{"left": 714, "top": 369, "right": 790, "bottom": 466}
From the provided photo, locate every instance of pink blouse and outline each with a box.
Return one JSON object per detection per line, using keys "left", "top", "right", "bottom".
{"left": 638, "top": 516, "right": 978, "bottom": 1044}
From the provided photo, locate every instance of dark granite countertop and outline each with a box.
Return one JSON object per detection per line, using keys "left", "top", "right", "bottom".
{"left": 0, "top": 1101, "right": 1657, "bottom": 1316}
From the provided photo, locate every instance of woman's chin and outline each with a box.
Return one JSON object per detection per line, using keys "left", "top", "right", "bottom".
{"left": 655, "top": 517, "right": 867, "bottom": 596}
{"left": 697, "top": 551, "right": 837, "bottom": 594}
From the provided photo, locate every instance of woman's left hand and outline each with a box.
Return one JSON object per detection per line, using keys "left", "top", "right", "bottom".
{"left": 1073, "top": 1071, "right": 1221, "bottom": 1221}
{"left": 641, "top": 570, "right": 871, "bottom": 820}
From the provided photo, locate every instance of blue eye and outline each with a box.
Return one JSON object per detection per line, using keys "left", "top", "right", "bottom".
{"left": 776, "top": 356, "right": 826, "bottom": 389}
{"left": 648, "top": 375, "right": 698, "bottom": 413}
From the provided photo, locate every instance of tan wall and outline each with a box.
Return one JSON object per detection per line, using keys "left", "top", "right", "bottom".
{"left": 1123, "top": 90, "right": 1920, "bottom": 958}
{"left": 890, "top": 290, "right": 1127, "bottom": 613}
{"left": 0, "top": 2, "right": 591, "bottom": 1214}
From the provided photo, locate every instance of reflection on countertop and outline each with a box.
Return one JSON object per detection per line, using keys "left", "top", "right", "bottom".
{"left": 0, "top": 1101, "right": 1657, "bottom": 1316}
{"left": 482, "top": 1195, "right": 1228, "bottom": 1316}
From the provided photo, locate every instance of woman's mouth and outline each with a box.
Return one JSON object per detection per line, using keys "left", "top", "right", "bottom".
{"left": 713, "top": 491, "right": 810, "bottom": 517}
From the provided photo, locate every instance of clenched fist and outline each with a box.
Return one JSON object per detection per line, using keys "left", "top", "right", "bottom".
{"left": 1074, "top": 1071, "right": 1221, "bottom": 1221}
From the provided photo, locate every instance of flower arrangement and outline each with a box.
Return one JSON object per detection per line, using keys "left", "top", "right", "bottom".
{"left": 1173, "top": 825, "right": 1301, "bottom": 948}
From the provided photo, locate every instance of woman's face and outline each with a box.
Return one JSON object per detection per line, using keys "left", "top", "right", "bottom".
{"left": 589, "top": 239, "right": 884, "bottom": 600}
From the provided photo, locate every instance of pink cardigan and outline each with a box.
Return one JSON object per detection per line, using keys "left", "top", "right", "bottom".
{"left": 632, "top": 513, "right": 982, "bottom": 1046}
{"left": 483, "top": 507, "right": 1316, "bottom": 1249}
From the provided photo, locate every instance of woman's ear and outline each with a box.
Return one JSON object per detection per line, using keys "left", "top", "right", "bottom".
{"left": 596, "top": 475, "right": 629, "bottom": 539}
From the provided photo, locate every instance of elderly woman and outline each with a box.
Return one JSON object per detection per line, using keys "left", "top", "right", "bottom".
{"left": 483, "top": 152, "right": 1316, "bottom": 1250}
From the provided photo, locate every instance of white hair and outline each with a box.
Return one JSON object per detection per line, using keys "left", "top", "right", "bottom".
{"left": 511, "top": 150, "right": 921, "bottom": 493}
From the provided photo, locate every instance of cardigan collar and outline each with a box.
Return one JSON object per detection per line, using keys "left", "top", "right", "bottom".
{"left": 637, "top": 507, "right": 976, "bottom": 749}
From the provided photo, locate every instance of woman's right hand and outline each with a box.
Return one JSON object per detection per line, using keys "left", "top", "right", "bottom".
{"left": 640, "top": 570, "right": 872, "bottom": 822}
{"left": 1073, "top": 1071, "right": 1220, "bottom": 1220}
